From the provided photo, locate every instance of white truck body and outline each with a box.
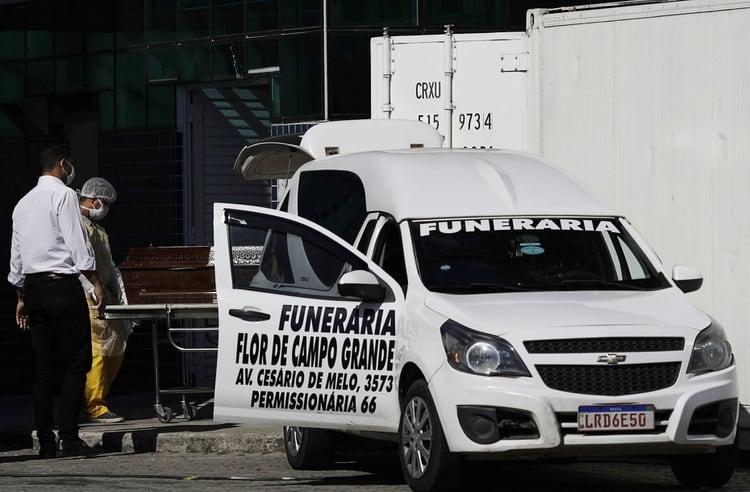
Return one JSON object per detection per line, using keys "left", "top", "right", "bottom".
{"left": 371, "top": 0, "right": 750, "bottom": 433}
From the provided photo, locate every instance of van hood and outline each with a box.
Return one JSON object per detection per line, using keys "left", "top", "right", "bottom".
{"left": 423, "top": 288, "right": 710, "bottom": 335}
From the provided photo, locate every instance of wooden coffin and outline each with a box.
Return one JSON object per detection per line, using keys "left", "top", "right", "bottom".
{"left": 119, "top": 246, "right": 216, "bottom": 304}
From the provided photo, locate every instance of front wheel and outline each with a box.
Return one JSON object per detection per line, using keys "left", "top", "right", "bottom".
{"left": 399, "top": 380, "right": 463, "bottom": 492}
{"left": 669, "top": 436, "right": 738, "bottom": 488}
{"left": 283, "top": 426, "right": 333, "bottom": 470}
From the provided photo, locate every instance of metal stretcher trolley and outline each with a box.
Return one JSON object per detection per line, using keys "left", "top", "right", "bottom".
{"left": 104, "top": 303, "right": 218, "bottom": 422}
{"left": 110, "top": 246, "right": 219, "bottom": 423}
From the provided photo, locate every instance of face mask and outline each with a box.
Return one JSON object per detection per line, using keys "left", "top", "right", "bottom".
{"left": 82, "top": 200, "right": 109, "bottom": 221}
{"left": 62, "top": 160, "right": 75, "bottom": 186}
{"left": 89, "top": 203, "right": 109, "bottom": 221}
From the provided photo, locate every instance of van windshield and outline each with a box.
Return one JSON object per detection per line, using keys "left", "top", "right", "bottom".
{"left": 410, "top": 217, "right": 670, "bottom": 294}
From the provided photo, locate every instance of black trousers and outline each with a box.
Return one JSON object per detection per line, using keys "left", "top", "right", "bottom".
{"left": 24, "top": 274, "right": 92, "bottom": 443}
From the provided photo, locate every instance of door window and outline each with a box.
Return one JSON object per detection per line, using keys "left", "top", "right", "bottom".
{"left": 225, "top": 209, "right": 374, "bottom": 299}
{"left": 355, "top": 215, "right": 379, "bottom": 254}
{"left": 373, "top": 220, "right": 408, "bottom": 292}
{"left": 297, "top": 170, "right": 366, "bottom": 244}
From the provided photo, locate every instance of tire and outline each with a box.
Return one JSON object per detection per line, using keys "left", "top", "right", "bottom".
{"left": 670, "top": 435, "right": 738, "bottom": 488}
{"left": 283, "top": 426, "right": 333, "bottom": 469}
{"left": 399, "top": 380, "right": 463, "bottom": 492}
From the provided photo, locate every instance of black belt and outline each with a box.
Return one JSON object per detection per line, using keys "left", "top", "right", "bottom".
{"left": 26, "top": 272, "right": 79, "bottom": 280}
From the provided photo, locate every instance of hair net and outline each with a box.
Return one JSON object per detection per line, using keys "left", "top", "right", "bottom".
{"left": 80, "top": 177, "right": 117, "bottom": 204}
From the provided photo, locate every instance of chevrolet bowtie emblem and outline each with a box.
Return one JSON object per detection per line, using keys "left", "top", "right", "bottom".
{"left": 597, "top": 354, "right": 626, "bottom": 365}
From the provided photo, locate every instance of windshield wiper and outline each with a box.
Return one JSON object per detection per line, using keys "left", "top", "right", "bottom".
{"left": 431, "top": 283, "right": 528, "bottom": 294}
{"left": 432, "top": 279, "right": 651, "bottom": 293}
{"left": 549, "top": 279, "right": 648, "bottom": 291}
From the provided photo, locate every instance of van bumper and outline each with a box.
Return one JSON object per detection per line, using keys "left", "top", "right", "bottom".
{"left": 428, "top": 363, "right": 738, "bottom": 455}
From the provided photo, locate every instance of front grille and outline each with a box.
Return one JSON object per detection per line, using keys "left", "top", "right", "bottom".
{"left": 536, "top": 362, "right": 681, "bottom": 396}
{"left": 525, "top": 337, "right": 684, "bottom": 353}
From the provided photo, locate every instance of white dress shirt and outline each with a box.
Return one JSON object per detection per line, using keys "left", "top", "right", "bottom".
{"left": 8, "top": 175, "right": 96, "bottom": 288}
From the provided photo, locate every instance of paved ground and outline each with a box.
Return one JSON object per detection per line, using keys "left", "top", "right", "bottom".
{"left": 0, "top": 392, "right": 283, "bottom": 454}
{"left": 4, "top": 447, "right": 750, "bottom": 491}
{"left": 3, "top": 391, "right": 750, "bottom": 491}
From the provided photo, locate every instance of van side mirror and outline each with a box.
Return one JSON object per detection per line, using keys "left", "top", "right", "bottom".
{"left": 338, "top": 270, "right": 386, "bottom": 302}
{"left": 672, "top": 265, "right": 703, "bottom": 293}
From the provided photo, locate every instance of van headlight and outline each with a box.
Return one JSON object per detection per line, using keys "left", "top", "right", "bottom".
{"left": 440, "top": 320, "right": 530, "bottom": 377}
{"left": 687, "top": 321, "right": 733, "bottom": 375}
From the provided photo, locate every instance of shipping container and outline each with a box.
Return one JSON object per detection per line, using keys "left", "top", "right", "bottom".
{"left": 371, "top": 0, "right": 750, "bottom": 443}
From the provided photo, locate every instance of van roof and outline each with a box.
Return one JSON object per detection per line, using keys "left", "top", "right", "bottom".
{"left": 293, "top": 148, "right": 619, "bottom": 221}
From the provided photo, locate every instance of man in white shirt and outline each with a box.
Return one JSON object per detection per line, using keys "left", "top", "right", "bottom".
{"left": 8, "top": 144, "right": 107, "bottom": 459}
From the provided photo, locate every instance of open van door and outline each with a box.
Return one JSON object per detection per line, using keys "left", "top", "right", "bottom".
{"left": 232, "top": 119, "right": 444, "bottom": 181}
{"left": 212, "top": 203, "right": 405, "bottom": 432}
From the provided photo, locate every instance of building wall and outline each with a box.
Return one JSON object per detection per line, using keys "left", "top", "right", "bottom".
{"left": 0, "top": 0, "right": 614, "bottom": 394}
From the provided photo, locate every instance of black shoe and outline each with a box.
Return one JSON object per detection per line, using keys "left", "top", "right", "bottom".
{"left": 89, "top": 411, "right": 124, "bottom": 424}
{"left": 38, "top": 444, "right": 57, "bottom": 459}
{"left": 57, "top": 438, "right": 104, "bottom": 457}
{"left": 39, "top": 434, "right": 57, "bottom": 460}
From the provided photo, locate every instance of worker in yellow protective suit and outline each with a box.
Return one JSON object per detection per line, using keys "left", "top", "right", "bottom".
{"left": 78, "top": 177, "right": 133, "bottom": 423}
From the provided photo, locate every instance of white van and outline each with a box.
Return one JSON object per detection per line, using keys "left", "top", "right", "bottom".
{"left": 212, "top": 120, "right": 738, "bottom": 491}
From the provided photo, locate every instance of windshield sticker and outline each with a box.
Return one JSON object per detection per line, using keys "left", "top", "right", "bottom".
{"left": 231, "top": 304, "right": 397, "bottom": 416}
{"left": 515, "top": 235, "right": 544, "bottom": 255}
{"left": 419, "top": 218, "right": 620, "bottom": 237}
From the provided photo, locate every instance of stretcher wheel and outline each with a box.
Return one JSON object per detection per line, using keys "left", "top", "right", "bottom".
{"left": 182, "top": 401, "right": 198, "bottom": 420}
{"left": 158, "top": 406, "right": 175, "bottom": 423}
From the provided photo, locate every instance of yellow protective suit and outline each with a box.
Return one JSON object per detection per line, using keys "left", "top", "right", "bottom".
{"left": 80, "top": 217, "right": 133, "bottom": 419}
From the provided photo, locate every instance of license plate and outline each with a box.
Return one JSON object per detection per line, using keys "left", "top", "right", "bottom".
{"left": 577, "top": 405, "right": 655, "bottom": 432}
